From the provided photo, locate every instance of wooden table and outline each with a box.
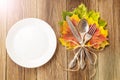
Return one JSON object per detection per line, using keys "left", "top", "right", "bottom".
{"left": 0, "top": 0, "right": 120, "bottom": 80}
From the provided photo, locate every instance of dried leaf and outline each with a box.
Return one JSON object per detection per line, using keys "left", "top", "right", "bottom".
{"left": 59, "top": 4, "right": 109, "bottom": 50}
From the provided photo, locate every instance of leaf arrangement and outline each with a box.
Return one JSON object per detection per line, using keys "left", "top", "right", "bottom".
{"left": 59, "top": 4, "right": 109, "bottom": 50}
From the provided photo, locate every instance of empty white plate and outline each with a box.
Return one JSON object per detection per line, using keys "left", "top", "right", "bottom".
{"left": 6, "top": 18, "right": 57, "bottom": 68}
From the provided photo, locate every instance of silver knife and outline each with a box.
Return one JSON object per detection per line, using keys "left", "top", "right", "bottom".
{"left": 66, "top": 16, "right": 82, "bottom": 43}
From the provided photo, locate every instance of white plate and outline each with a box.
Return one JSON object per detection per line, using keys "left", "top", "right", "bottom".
{"left": 6, "top": 18, "right": 57, "bottom": 68}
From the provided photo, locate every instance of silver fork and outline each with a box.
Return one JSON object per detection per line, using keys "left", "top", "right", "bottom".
{"left": 83, "top": 24, "right": 97, "bottom": 64}
{"left": 83, "top": 24, "right": 97, "bottom": 45}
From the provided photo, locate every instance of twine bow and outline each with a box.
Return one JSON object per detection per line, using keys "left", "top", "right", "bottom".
{"left": 58, "top": 40, "right": 103, "bottom": 78}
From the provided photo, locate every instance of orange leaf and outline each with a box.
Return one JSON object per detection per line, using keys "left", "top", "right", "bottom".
{"left": 89, "top": 28, "right": 108, "bottom": 49}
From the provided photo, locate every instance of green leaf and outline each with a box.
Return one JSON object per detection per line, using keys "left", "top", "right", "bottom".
{"left": 62, "top": 11, "right": 73, "bottom": 20}
{"left": 88, "top": 10, "right": 100, "bottom": 21}
{"left": 73, "top": 4, "right": 87, "bottom": 18}
{"left": 98, "top": 19, "right": 107, "bottom": 27}
{"left": 58, "top": 21, "right": 63, "bottom": 26}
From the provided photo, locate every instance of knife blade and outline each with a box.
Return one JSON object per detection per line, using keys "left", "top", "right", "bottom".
{"left": 66, "top": 16, "right": 82, "bottom": 43}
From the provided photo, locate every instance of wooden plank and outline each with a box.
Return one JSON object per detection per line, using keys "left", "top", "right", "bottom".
{"left": 88, "top": 1, "right": 99, "bottom": 80}
{"left": 36, "top": 0, "right": 67, "bottom": 80}
{"left": 6, "top": 0, "right": 25, "bottom": 80}
{"left": 66, "top": 1, "right": 82, "bottom": 79}
{"left": 25, "top": 69, "right": 37, "bottom": 80}
{"left": 97, "top": 0, "right": 114, "bottom": 80}
{"left": 22, "top": 0, "right": 37, "bottom": 18}
{"left": 0, "top": 7, "right": 7, "bottom": 80}
{"left": 113, "top": 0, "right": 120, "bottom": 80}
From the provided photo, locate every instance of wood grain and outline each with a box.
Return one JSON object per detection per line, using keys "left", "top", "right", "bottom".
{"left": 6, "top": 0, "right": 24, "bottom": 80}
{"left": 36, "top": 0, "right": 67, "bottom": 80}
{"left": 97, "top": 0, "right": 114, "bottom": 80}
{"left": 0, "top": 7, "right": 7, "bottom": 80}
{"left": 113, "top": 0, "right": 120, "bottom": 80}
{"left": 0, "top": 0, "right": 120, "bottom": 80}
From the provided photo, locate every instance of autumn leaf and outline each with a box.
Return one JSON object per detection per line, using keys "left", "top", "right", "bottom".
{"left": 73, "top": 4, "right": 87, "bottom": 18}
{"left": 88, "top": 28, "right": 108, "bottom": 49}
{"left": 59, "top": 14, "right": 81, "bottom": 49}
{"left": 59, "top": 4, "right": 109, "bottom": 50}
{"left": 98, "top": 19, "right": 107, "bottom": 27}
{"left": 99, "top": 27, "right": 108, "bottom": 37}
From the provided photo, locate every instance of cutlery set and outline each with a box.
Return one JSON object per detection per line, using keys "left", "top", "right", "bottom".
{"left": 66, "top": 16, "right": 97, "bottom": 70}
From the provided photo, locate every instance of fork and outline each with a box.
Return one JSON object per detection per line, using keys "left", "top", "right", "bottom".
{"left": 83, "top": 24, "right": 97, "bottom": 64}
{"left": 83, "top": 24, "right": 97, "bottom": 45}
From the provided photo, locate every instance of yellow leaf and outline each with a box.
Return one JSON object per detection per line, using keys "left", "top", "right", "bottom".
{"left": 59, "top": 38, "right": 76, "bottom": 49}
{"left": 70, "top": 14, "right": 80, "bottom": 23}
{"left": 100, "top": 41, "right": 109, "bottom": 49}
{"left": 87, "top": 17, "right": 99, "bottom": 27}
{"left": 59, "top": 38, "right": 67, "bottom": 46}
{"left": 61, "top": 21, "right": 70, "bottom": 34}
{"left": 99, "top": 27, "right": 108, "bottom": 37}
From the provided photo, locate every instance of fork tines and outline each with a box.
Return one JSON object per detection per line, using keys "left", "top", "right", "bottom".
{"left": 88, "top": 24, "right": 97, "bottom": 35}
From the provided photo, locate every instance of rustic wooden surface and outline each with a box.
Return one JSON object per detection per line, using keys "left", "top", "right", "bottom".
{"left": 0, "top": 0, "right": 120, "bottom": 80}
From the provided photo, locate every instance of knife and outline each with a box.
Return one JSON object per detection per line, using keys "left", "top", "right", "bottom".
{"left": 66, "top": 16, "right": 82, "bottom": 43}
